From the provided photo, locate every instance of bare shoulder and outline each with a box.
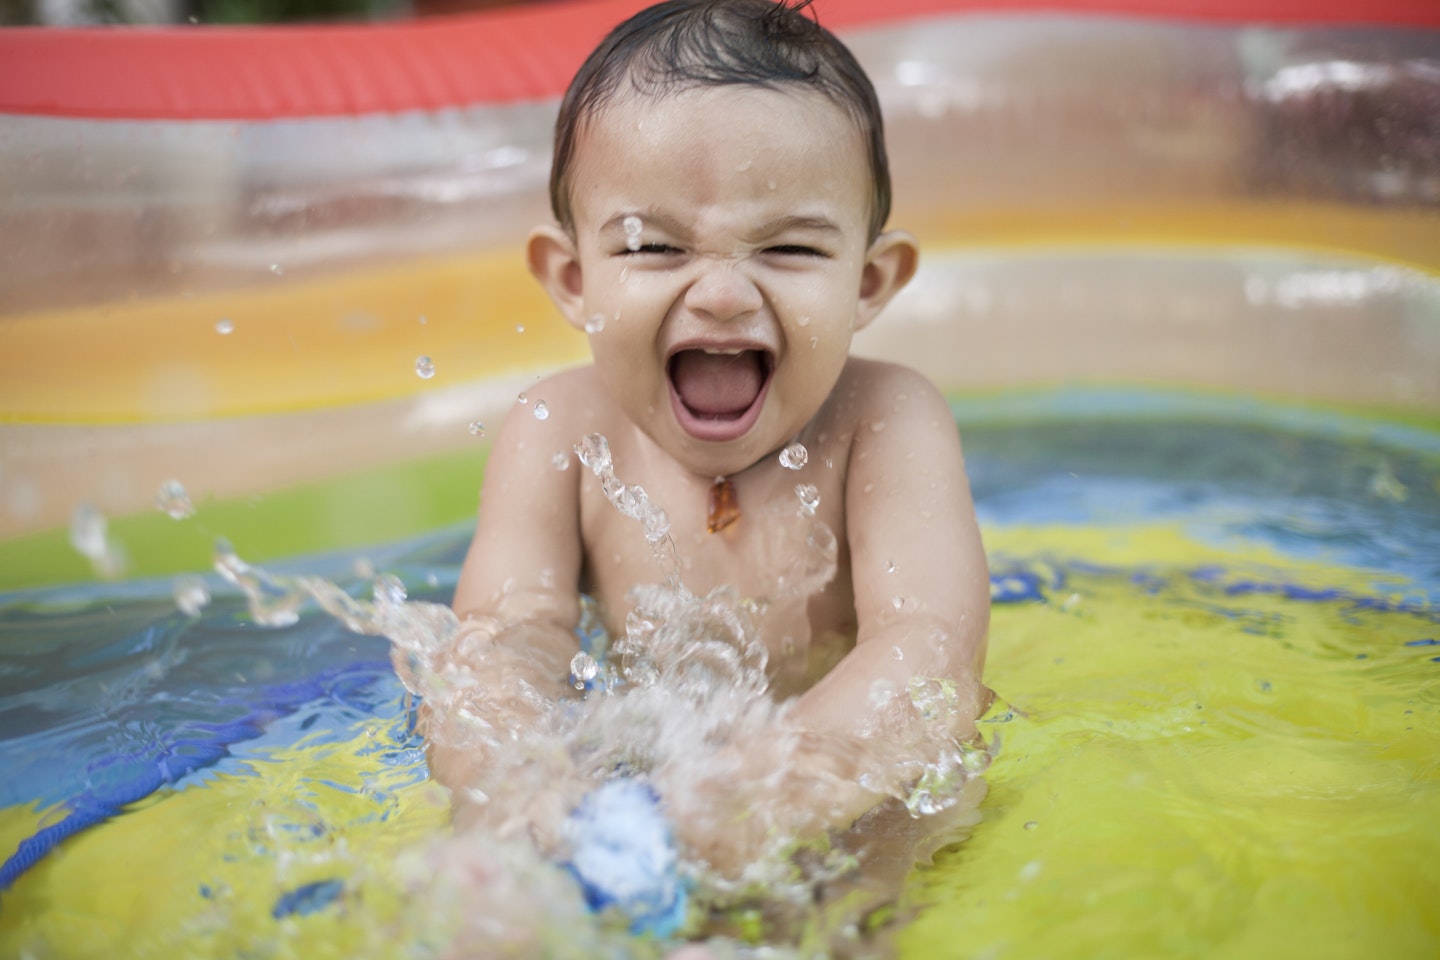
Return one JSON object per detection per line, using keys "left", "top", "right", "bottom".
{"left": 832, "top": 357, "right": 956, "bottom": 438}
{"left": 490, "top": 365, "right": 611, "bottom": 451}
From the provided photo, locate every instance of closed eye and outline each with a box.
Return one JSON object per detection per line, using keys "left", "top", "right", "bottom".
{"left": 764, "top": 244, "right": 828, "bottom": 258}
{"left": 620, "top": 242, "right": 682, "bottom": 256}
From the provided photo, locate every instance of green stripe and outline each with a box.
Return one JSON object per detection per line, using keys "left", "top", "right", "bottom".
{"left": 0, "top": 446, "right": 488, "bottom": 593}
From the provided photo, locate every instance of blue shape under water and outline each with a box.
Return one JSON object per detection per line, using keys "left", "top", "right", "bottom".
{"left": 962, "top": 415, "right": 1440, "bottom": 599}
{"left": 272, "top": 878, "right": 345, "bottom": 919}
{"left": 0, "top": 658, "right": 399, "bottom": 893}
{"left": 562, "top": 778, "right": 688, "bottom": 939}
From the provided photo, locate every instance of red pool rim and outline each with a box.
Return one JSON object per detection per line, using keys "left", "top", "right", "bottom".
{"left": 1, "top": 0, "right": 1438, "bottom": 121}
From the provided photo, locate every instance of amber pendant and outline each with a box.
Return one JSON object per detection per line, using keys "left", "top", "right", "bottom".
{"left": 707, "top": 477, "right": 740, "bottom": 533}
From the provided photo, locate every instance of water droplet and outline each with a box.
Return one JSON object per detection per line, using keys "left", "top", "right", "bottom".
{"left": 415, "top": 355, "right": 436, "bottom": 379}
{"left": 570, "top": 651, "right": 599, "bottom": 688}
{"left": 891, "top": 595, "right": 905, "bottom": 611}
{"left": 515, "top": 324, "right": 526, "bottom": 334}
{"left": 155, "top": 479, "right": 194, "bottom": 519}
{"left": 809, "top": 336, "right": 819, "bottom": 350}
{"left": 625, "top": 659, "right": 659, "bottom": 688}
{"left": 796, "top": 315, "right": 811, "bottom": 327}
{"left": 533, "top": 400, "right": 549, "bottom": 421}
{"left": 517, "top": 392, "right": 528, "bottom": 404}
{"left": 214, "top": 318, "right": 234, "bottom": 335}
{"left": 374, "top": 573, "right": 407, "bottom": 609}
{"left": 870, "top": 419, "right": 886, "bottom": 432}
{"left": 418, "top": 314, "right": 427, "bottom": 324}
{"left": 622, "top": 214, "right": 643, "bottom": 251}
{"left": 795, "top": 483, "right": 820, "bottom": 515}
{"left": 70, "top": 503, "right": 125, "bottom": 578}
{"left": 736, "top": 158, "right": 753, "bottom": 172}
{"left": 269, "top": 263, "right": 284, "bottom": 276}
{"left": 1024, "top": 820, "right": 1039, "bottom": 831}
{"left": 891, "top": 646, "right": 904, "bottom": 661}
{"left": 766, "top": 179, "right": 777, "bottom": 190}
{"left": 467, "top": 420, "right": 486, "bottom": 437}
{"left": 779, "top": 441, "right": 808, "bottom": 470}
{"left": 884, "top": 560, "right": 897, "bottom": 573}
{"left": 585, "top": 314, "right": 606, "bottom": 334}
{"left": 173, "top": 575, "right": 210, "bottom": 616}
{"left": 552, "top": 452, "right": 570, "bottom": 471}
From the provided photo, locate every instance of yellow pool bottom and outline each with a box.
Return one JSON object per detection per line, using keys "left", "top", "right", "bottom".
{"left": 2, "top": 523, "right": 1435, "bottom": 959}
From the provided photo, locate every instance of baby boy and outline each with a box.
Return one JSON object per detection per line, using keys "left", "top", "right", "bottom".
{"left": 432, "top": 0, "right": 990, "bottom": 889}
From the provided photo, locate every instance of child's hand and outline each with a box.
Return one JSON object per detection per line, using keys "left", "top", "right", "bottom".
{"left": 416, "top": 615, "right": 590, "bottom": 851}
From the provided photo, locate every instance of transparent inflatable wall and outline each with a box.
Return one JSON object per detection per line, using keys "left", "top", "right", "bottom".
{"left": 1, "top": 0, "right": 1437, "bottom": 580}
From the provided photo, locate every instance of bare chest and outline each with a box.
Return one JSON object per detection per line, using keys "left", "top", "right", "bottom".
{"left": 578, "top": 467, "right": 857, "bottom": 697}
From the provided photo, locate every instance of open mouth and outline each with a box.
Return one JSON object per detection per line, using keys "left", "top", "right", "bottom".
{"left": 666, "top": 347, "right": 774, "bottom": 442}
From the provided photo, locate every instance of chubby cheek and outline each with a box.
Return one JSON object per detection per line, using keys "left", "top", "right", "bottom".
{"left": 590, "top": 328, "right": 665, "bottom": 414}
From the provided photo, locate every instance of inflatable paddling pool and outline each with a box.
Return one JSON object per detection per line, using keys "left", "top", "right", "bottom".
{"left": 1, "top": 1, "right": 1438, "bottom": 956}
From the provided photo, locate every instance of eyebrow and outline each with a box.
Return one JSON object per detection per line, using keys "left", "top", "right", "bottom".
{"left": 753, "top": 215, "right": 844, "bottom": 239}
{"left": 599, "top": 211, "right": 690, "bottom": 237}
{"left": 597, "top": 212, "right": 843, "bottom": 241}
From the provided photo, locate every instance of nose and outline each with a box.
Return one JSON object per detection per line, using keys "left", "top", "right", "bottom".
{"left": 682, "top": 257, "right": 763, "bottom": 322}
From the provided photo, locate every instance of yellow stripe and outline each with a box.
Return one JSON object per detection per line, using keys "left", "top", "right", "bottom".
{"left": 0, "top": 249, "right": 586, "bottom": 424}
{"left": 2, "top": 201, "right": 1435, "bottom": 424}
{"left": 906, "top": 200, "right": 1440, "bottom": 274}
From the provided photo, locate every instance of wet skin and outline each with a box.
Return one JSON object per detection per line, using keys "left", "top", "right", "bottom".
{"left": 442, "top": 86, "right": 991, "bottom": 872}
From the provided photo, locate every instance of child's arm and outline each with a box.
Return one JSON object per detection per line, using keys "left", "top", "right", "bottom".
{"left": 669, "top": 364, "right": 990, "bottom": 875}
{"left": 426, "top": 383, "right": 587, "bottom": 821}
{"left": 795, "top": 363, "right": 990, "bottom": 744}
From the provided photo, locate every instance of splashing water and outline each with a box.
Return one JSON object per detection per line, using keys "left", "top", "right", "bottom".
{"left": 794, "top": 484, "right": 820, "bottom": 516}
{"left": 622, "top": 215, "right": 643, "bottom": 252}
{"left": 468, "top": 421, "right": 486, "bottom": 438}
{"left": 779, "top": 442, "right": 808, "bottom": 471}
{"left": 172, "top": 574, "right": 210, "bottom": 615}
{"left": 69, "top": 503, "right": 126, "bottom": 579}
{"left": 198, "top": 436, "right": 987, "bottom": 953}
{"left": 574, "top": 434, "right": 672, "bottom": 552}
{"left": 155, "top": 479, "right": 194, "bottom": 520}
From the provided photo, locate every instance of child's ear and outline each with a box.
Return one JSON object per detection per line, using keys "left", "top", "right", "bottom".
{"left": 854, "top": 230, "right": 919, "bottom": 332}
{"left": 526, "top": 224, "right": 587, "bottom": 329}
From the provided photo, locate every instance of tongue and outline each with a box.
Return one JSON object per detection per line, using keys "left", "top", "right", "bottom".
{"left": 670, "top": 350, "right": 765, "bottom": 418}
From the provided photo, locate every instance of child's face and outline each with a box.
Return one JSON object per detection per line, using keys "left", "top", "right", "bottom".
{"left": 532, "top": 85, "right": 915, "bottom": 480}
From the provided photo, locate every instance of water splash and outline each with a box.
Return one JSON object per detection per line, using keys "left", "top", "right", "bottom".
{"left": 574, "top": 434, "right": 672, "bottom": 552}
{"left": 173, "top": 575, "right": 210, "bottom": 616}
{"left": 213, "top": 538, "right": 306, "bottom": 627}
{"left": 794, "top": 484, "right": 820, "bottom": 516}
{"left": 468, "top": 421, "right": 486, "bottom": 438}
{"left": 622, "top": 215, "right": 643, "bottom": 252}
{"left": 155, "top": 479, "right": 194, "bottom": 520}
{"left": 69, "top": 503, "right": 126, "bottom": 579}
{"left": 778, "top": 442, "right": 808, "bottom": 471}
{"left": 196, "top": 441, "right": 988, "bottom": 952}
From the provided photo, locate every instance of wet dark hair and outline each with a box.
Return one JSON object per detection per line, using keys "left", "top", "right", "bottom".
{"left": 550, "top": 0, "right": 891, "bottom": 240}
